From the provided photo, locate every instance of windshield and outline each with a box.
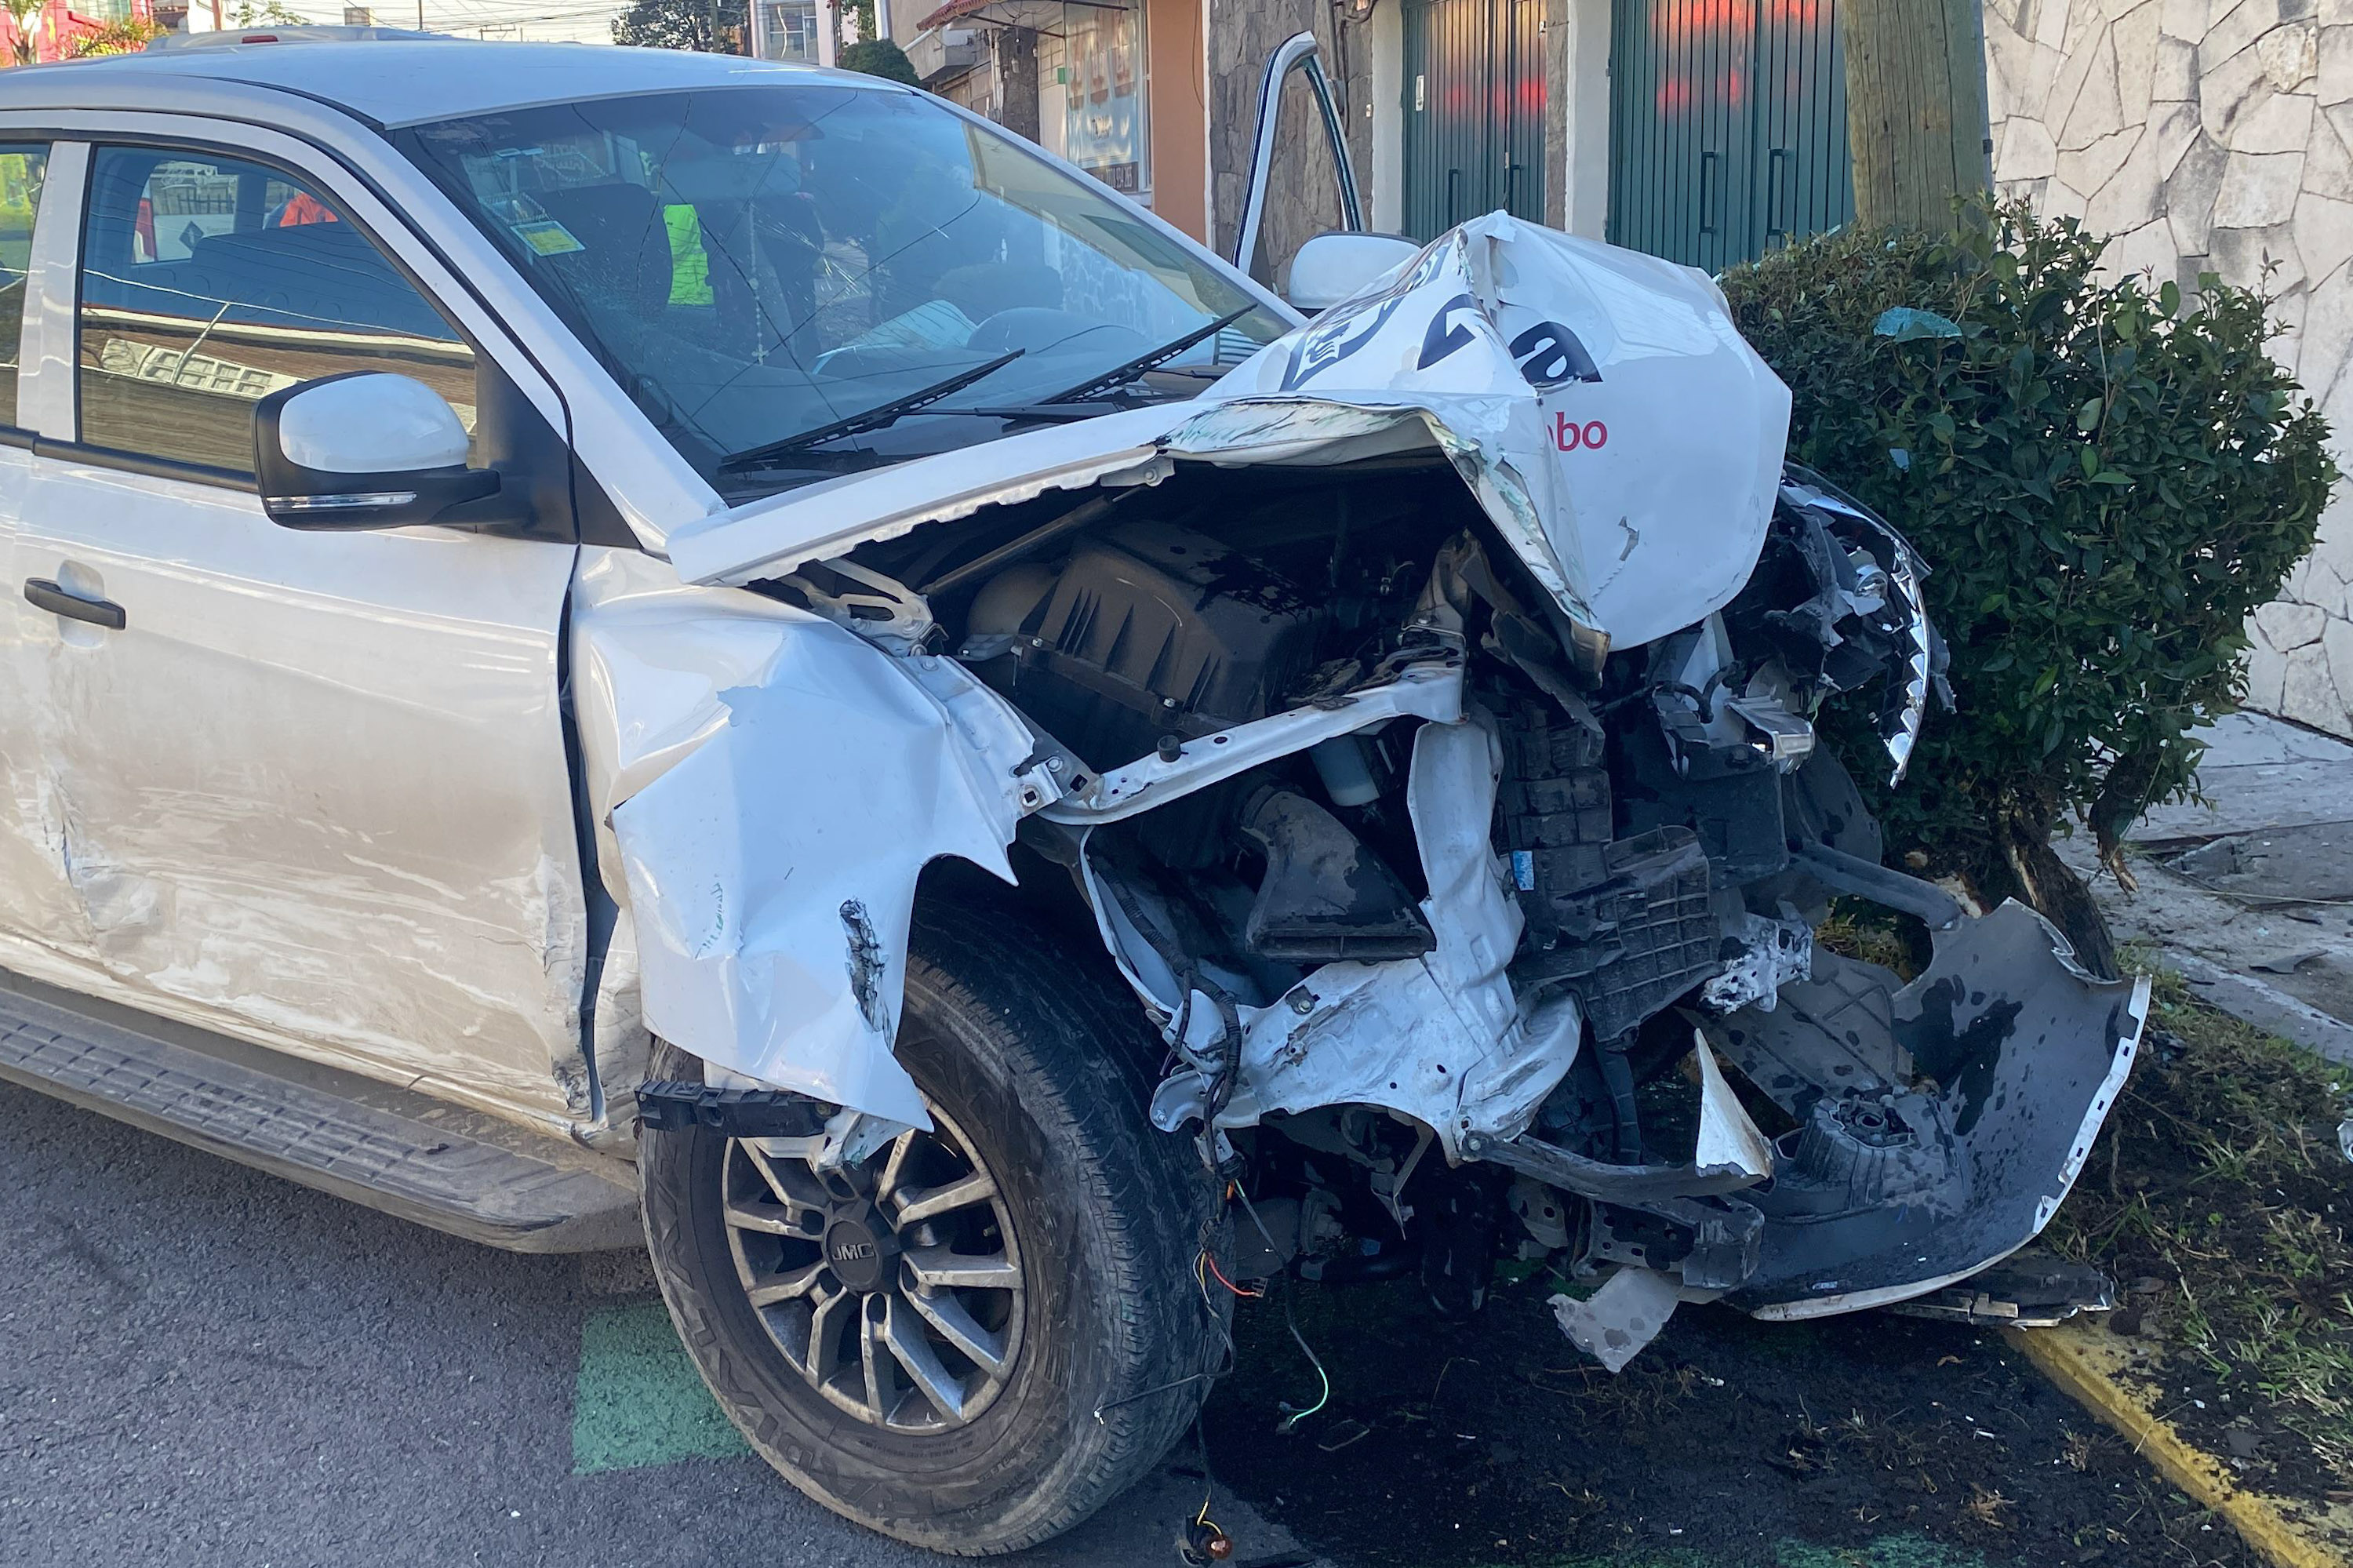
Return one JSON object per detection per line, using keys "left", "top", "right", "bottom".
{"left": 394, "top": 86, "right": 1287, "bottom": 494}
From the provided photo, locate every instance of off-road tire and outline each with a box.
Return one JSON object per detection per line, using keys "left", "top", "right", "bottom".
{"left": 638, "top": 897, "right": 1220, "bottom": 1555}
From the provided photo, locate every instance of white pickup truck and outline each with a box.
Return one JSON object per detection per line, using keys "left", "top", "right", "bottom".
{"left": 0, "top": 35, "right": 2144, "bottom": 1556}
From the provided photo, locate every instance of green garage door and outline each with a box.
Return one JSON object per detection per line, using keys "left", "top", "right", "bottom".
{"left": 1607, "top": 0, "right": 1856, "bottom": 271}
{"left": 1402, "top": 0, "right": 1547, "bottom": 241}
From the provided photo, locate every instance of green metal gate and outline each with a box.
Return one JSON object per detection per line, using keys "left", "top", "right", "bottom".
{"left": 1402, "top": 0, "right": 1547, "bottom": 241}
{"left": 1606, "top": 0, "right": 1855, "bottom": 271}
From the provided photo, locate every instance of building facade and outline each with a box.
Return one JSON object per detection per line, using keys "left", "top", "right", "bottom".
{"left": 885, "top": 0, "right": 1859, "bottom": 326}
{"left": 5, "top": 0, "right": 158, "bottom": 60}
{"left": 752, "top": 0, "right": 823, "bottom": 60}
{"left": 888, "top": 0, "right": 1582, "bottom": 282}
{"left": 892, "top": 0, "right": 2353, "bottom": 738}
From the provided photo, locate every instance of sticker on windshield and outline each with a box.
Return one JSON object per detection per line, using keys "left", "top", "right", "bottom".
{"left": 511, "top": 219, "right": 585, "bottom": 256}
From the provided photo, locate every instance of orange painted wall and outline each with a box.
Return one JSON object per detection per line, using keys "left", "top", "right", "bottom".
{"left": 1144, "top": 0, "right": 1209, "bottom": 243}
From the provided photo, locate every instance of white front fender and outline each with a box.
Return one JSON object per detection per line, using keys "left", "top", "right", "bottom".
{"left": 573, "top": 550, "right": 1038, "bottom": 1126}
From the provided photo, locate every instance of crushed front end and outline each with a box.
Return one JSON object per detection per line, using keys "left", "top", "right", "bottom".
{"left": 612, "top": 215, "right": 2148, "bottom": 1368}
{"left": 953, "top": 462, "right": 2144, "bottom": 1365}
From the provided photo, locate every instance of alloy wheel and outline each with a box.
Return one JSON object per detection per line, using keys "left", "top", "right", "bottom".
{"left": 719, "top": 1101, "right": 1025, "bottom": 1432}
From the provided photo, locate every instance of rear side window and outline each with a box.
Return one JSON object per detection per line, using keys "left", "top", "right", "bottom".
{"left": 0, "top": 144, "right": 49, "bottom": 429}
{"left": 77, "top": 147, "right": 476, "bottom": 475}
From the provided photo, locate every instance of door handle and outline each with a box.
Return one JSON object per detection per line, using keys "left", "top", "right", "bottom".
{"left": 24, "top": 578, "right": 126, "bottom": 631}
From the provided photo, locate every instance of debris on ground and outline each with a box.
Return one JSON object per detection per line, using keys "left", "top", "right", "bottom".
{"left": 1206, "top": 1271, "right": 2261, "bottom": 1566}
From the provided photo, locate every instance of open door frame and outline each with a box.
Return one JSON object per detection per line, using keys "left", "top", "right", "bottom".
{"left": 1231, "top": 31, "right": 1366, "bottom": 275}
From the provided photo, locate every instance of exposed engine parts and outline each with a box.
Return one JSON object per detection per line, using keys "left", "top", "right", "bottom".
{"left": 1238, "top": 788, "right": 1433, "bottom": 962}
{"left": 959, "top": 518, "right": 1327, "bottom": 768}
{"left": 827, "top": 453, "right": 2142, "bottom": 1368}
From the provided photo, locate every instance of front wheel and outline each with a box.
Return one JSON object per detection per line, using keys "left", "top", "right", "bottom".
{"left": 638, "top": 899, "right": 1220, "bottom": 1555}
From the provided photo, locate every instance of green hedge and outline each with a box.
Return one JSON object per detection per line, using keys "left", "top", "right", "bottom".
{"left": 1721, "top": 203, "right": 2336, "bottom": 966}
{"left": 838, "top": 38, "right": 919, "bottom": 86}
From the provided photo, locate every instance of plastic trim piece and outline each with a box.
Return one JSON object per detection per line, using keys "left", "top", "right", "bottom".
{"left": 636, "top": 1078, "right": 829, "bottom": 1137}
{"left": 30, "top": 437, "right": 252, "bottom": 493}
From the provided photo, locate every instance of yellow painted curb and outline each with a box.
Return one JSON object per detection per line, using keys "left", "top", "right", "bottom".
{"left": 2009, "top": 1319, "right": 2353, "bottom": 1568}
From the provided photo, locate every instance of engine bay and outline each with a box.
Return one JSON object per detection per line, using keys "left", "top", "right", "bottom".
{"left": 744, "top": 450, "right": 2140, "bottom": 1366}
{"left": 833, "top": 457, "right": 1937, "bottom": 1041}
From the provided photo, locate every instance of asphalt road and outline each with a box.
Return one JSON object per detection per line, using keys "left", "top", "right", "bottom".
{"left": 0, "top": 1079, "right": 1300, "bottom": 1568}
{"left": 0, "top": 1073, "right": 2252, "bottom": 1568}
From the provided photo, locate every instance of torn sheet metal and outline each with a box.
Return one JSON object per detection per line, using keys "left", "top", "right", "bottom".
{"left": 1171, "top": 212, "right": 1793, "bottom": 648}
{"left": 1692, "top": 1032, "right": 1776, "bottom": 1181}
{"left": 665, "top": 406, "right": 1181, "bottom": 589}
{"left": 1042, "top": 660, "right": 1464, "bottom": 827}
{"left": 1464, "top": 1035, "right": 1774, "bottom": 1205}
{"left": 1138, "top": 711, "right": 1580, "bottom": 1161}
{"left": 586, "top": 547, "right": 1041, "bottom": 1126}
{"left": 1551, "top": 1265, "right": 1683, "bottom": 1373}
{"left": 1700, "top": 911, "right": 1815, "bottom": 1014}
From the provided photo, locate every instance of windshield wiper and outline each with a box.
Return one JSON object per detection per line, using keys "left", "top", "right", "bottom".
{"left": 717, "top": 347, "right": 1027, "bottom": 472}
{"left": 1031, "top": 305, "right": 1253, "bottom": 407}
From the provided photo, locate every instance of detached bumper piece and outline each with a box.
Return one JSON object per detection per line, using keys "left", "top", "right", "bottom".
{"left": 1887, "top": 1251, "right": 2117, "bottom": 1327}
{"left": 1722, "top": 902, "right": 2146, "bottom": 1317}
{"left": 1522, "top": 904, "right": 2146, "bottom": 1363}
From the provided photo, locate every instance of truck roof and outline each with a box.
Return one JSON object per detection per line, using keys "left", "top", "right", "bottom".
{"left": 0, "top": 39, "right": 859, "bottom": 131}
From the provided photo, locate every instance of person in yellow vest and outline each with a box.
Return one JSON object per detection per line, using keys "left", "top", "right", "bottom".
{"left": 662, "top": 202, "right": 713, "bottom": 307}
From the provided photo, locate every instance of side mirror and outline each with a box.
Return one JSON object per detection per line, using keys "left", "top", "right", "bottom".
{"left": 1285, "top": 231, "right": 1422, "bottom": 315}
{"left": 254, "top": 372, "right": 501, "bottom": 530}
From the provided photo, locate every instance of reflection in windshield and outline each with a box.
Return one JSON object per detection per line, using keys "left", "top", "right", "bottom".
{"left": 394, "top": 87, "right": 1285, "bottom": 491}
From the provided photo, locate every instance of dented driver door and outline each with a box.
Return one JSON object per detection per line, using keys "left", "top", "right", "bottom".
{"left": 0, "top": 127, "right": 592, "bottom": 1125}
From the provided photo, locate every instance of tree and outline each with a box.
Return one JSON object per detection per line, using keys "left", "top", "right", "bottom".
{"left": 612, "top": 0, "right": 742, "bottom": 52}
{"left": 2, "top": 0, "right": 42, "bottom": 66}
{"left": 839, "top": 37, "right": 917, "bottom": 85}
{"left": 227, "top": 0, "right": 312, "bottom": 23}
{"left": 72, "top": 16, "right": 166, "bottom": 54}
{"left": 1841, "top": 0, "right": 1991, "bottom": 231}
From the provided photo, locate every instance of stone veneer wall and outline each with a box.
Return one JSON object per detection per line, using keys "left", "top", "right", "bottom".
{"left": 1205, "top": 2, "right": 1379, "bottom": 282}
{"left": 1984, "top": 0, "right": 2353, "bottom": 736}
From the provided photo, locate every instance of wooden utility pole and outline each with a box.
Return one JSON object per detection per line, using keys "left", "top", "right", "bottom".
{"left": 1841, "top": 0, "right": 1993, "bottom": 230}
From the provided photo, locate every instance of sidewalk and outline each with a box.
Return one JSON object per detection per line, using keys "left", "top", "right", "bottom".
{"left": 2058, "top": 710, "right": 2353, "bottom": 1063}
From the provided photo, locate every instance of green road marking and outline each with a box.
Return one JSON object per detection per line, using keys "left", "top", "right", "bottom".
{"left": 566, "top": 1305, "right": 2002, "bottom": 1568}
{"left": 571, "top": 1299, "right": 752, "bottom": 1474}
{"left": 1774, "top": 1538, "right": 1992, "bottom": 1568}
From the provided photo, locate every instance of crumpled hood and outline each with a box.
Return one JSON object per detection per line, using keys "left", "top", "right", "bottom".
{"left": 667, "top": 213, "right": 1792, "bottom": 653}
{"left": 1171, "top": 213, "right": 1792, "bottom": 645}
